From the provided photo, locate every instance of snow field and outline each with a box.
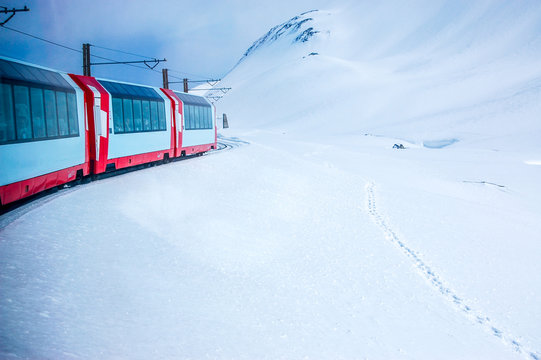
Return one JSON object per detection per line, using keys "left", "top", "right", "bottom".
{"left": 1, "top": 138, "right": 532, "bottom": 358}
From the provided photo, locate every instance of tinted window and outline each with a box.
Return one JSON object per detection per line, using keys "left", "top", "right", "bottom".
{"left": 56, "top": 91, "right": 69, "bottom": 136}
{"left": 207, "top": 107, "right": 213, "bottom": 128}
{"left": 142, "top": 100, "right": 151, "bottom": 131}
{"left": 30, "top": 87, "right": 46, "bottom": 138}
{"left": 67, "top": 92, "right": 78, "bottom": 135}
{"left": 193, "top": 105, "right": 198, "bottom": 129}
{"left": 13, "top": 85, "right": 32, "bottom": 140}
{"left": 183, "top": 104, "right": 212, "bottom": 130}
{"left": 0, "top": 83, "right": 15, "bottom": 142}
{"left": 112, "top": 98, "right": 124, "bottom": 133}
{"left": 185, "top": 105, "right": 190, "bottom": 129}
{"left": 0, "top": 79, "right": 78, "bottom": 143}
{"left": 133, "top": 100, "right": 143, "bottom": 132}
{"left": 158, "top": 102, "right": 166, "bottom": 130}
{"left": 44, "top": 89, "right": 58, "bottom": 137}
{"left": 123, "top": 98, "right": 134, "bottom": 132}
{"left": 188, "top": 105, "right": 194, "bottom": 129}
{"left": 150, "top": 101, "right": 158, "bottom": 130}
{"left": 197, "top": 106, "right": 202, "bottom": 129}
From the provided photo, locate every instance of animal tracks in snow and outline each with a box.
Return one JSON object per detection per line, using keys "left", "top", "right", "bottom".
{"left": 365, "top": 182, "right": 539, "bottom": 360}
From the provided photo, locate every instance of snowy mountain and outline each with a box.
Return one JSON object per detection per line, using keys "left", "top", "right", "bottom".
{"left": 216, "top": 1, "right": 541, "bottom": 152}
{"left": 2, "top": 1, "right": 541, "bottom": 359}
{"left": 239, "top": 10, "right": 320, "bottom": 62}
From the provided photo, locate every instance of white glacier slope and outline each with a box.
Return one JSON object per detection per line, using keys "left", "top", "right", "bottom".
{"left": 2, "top": 1, "right": 541, "bottom": 359}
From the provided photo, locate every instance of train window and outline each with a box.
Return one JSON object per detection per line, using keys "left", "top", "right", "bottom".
{"left": 185, "top": 105, "right": 192, "bottom": 129}
{"left": 199, "top": 106, "right": 204, "bottom": 129}
{"left": 67, "top": 92, "right": 78, "bottom": 136}
{"left": 112, "top": 98, "right": 124, "bottom": 133}
{"left": 142, "top": 100, "right": 151, "bottom": 131}
{"left": 204, "top": 106, "right": 210, "bottom": 129}
{"left": 150, "top": 101, "right": 158, "bottom": 130}
{"left": 0, "top": 80, "right": 78, "bottom": 143}
{"left": 123, "top": 98, "right": 134, "bottom": 132}
{"left": 44, "top": 89, "right": 58, "bottom": 137}
{"left": 158, "top": 102, "right": 166, "bottom": 130}
{"left": 13, "top": 85, "right": 32, "bottom": 140}
{"left": 105, "top": 90, "right": 165, "bottom": 134}
{"left": 192, "top": 105, "right": 198, "bottom": 129}
{"left": 30, "top": 88, "right": 46, "bottom": 139}
{"left": 198, "top": 106, "right": 203, "bottom": 129}
{"left": 183, "top": 105, "right": 188, "bottom": 129}
{"left": 133, "top": 100, "right": 143, "bottom": 132}
{"left": 56, "top": 91, "right": 69, "bottom": 136}
{"left": 183, "top": 104, "right": 212, "bottom": 130}
{"left": 0, "top": 83, "right": 16, "bottom": 142}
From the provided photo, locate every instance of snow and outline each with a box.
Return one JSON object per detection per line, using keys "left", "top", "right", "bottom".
{"left": 2, "top": 1, "right": 541, "bottom": 359}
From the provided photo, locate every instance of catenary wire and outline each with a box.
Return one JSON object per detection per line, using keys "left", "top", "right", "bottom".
{"left": 1, "top": 25, "right": 218, "bottom": 81}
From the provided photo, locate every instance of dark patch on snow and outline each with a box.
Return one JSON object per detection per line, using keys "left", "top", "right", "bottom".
{"left": 295, "top": 27, "right": 319, "bottom": 43}
{"left": 392, "top": 144, "right": 405, "bottom": 149}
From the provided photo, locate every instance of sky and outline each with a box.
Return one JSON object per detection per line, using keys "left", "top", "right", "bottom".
{"left": 0, "top": 0, "right": 331, "bottom": 90}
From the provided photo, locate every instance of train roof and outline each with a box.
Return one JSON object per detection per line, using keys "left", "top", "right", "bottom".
{"left": 98, "top": 79, "right": 163, "bottom": 101}
{"left": 173, "top": 91, "right": 211, "bottom": 107}
{"left": 0, "top": 57, "right": 74, "bottom": 91}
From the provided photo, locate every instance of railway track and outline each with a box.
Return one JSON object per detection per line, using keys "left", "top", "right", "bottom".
{"left": 0, "top": 135, "right": 248, "bottom": 225}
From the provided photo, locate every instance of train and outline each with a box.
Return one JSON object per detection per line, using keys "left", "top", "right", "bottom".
{"left": 0, "top": 56, "right": 218, "bottom": 207}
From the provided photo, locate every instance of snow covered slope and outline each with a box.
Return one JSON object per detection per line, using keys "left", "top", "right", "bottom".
{"left": 216, "top": 1, "right": 541, "bottom": 152}
{"left": 1, "top": 1, "right": 541, "bottom": 359}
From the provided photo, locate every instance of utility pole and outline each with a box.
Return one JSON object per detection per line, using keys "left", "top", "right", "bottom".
{"left": 183, "top": 78, "right": 189, "bottom": 93}
{"left": 162, "top": 68, "right": 169, "bottom": 89}
{"left": 82, "top": 43, "right": 91, "bottom": 76}
{"left": 0, "top": 5, "right": 29, "bottom": 26}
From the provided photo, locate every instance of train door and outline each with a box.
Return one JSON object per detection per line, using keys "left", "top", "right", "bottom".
{"left": 86, "top": 85, "right": 109, "bottom": 173}
{"left": 173, "top": 97, "right": 183, "bottom": 156}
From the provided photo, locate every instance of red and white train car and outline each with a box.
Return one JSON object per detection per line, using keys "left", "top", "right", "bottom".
{"left": 69, "top": 75, "right": 176, "bottom": 174}
{"left": 0, "top": 57, "right": 217, "bottom": 207}
{"left": 162, "top": 89, "right": 217, "bottom": 157}
{"left": 0, "top": 57, "right": 89, "bottom": 205}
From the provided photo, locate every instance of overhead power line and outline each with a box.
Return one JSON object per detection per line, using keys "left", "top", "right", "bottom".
{"left": 1, "top": 24, "right": 81, "bottom": 53}
{"left": 1, "top": 24, "right": 218, "bottom": 84}
{"left": 0, "top": 25, "right": 166, "bottom": 75}
{"left": 90, "top": 44, "right": 157, "bottom": 60}
{"left": 167, "top": 68, "right": 214, "bottom": 80}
